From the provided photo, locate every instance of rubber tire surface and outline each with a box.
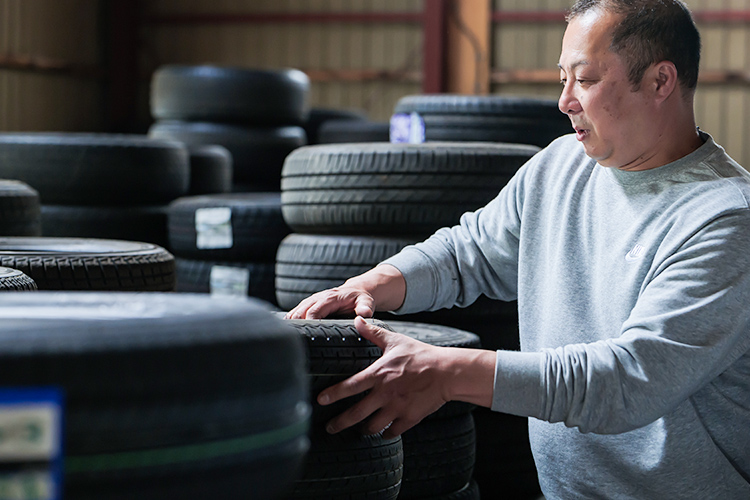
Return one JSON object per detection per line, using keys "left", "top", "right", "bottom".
{"left": 0, "top": 237, "right": 175, "bottom": 291}
{"left": 151, "top": 65, "right": 310, "bottom": 125}
{"left": 168, "top": 193, "right": 290, "bottom": 261}
{"left": 0, "top": 266, "right": 37, "bottom": 290}
{"left": 149, "top": 121, "right": 306, "bottom": 189}
{"left": 304, "top": 108, "right": 368, "bottom": 144}
{"left": 317, "top": 120, "right": 390, "bottom": 144}
{"left": 0, "top": 133, "right": 189, "bottom": 205}
{"left": 274, "top": 233, "right": 516, "bottom": 320}
{"left": 0, "top": 179, "right": 41, "bottom": 236}
{"left": 393, "top": 94, "right": 566, "bottom": 120}
{"left": 0, "top": 292, "right": 309, "bottom": 500}
{"left": 188, "top": 145, "right": 233, "bottom": 195}
{"left": 399, "top": 413, "right": 476, "bottom": 499}
{"left": 281, "top": 317, "right": 403, "bottom": 499}
{"left": 41, "top": 205, "right": 169, "bottom": 248}
{"left": 175, "top": 257, "right": 277, "bottom": 305}
{"left": 280, "top": 142, "right": 539, "bottom": 234}
{"left": 275, "top": 233, "right": 420, "bottom": 309}
{"left": 418, "top": 115, "right": 571, "bottom": 148}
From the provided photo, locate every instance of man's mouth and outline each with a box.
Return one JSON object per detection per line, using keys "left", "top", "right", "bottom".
{"left": 574, "top": 127, "right": 589, "bottom": 141}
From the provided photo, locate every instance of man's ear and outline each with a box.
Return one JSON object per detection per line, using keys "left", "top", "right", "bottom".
{"left": 651, "top": 61, "right": 678, "bottom": 102}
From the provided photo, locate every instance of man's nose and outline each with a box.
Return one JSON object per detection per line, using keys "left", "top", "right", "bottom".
{"left": 558, "top": 83, "right": 581, "bottom": 115}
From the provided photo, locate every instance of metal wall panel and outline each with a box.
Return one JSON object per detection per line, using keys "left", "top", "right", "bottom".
{"left": 0, "top": 0, "right": 102, "bottom": 132}
{"left": 141, "top": 0, "right": 423, "bottom": 123}
{"left": 492, "top": 0, "right": 750, "bottom": 169}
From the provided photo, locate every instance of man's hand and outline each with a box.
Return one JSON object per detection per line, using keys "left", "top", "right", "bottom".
{"left": 285, "top": 264, "right": 406, "bottom": 319}
{"left": 318, "top": 316, "right": 496, "bottom": 438}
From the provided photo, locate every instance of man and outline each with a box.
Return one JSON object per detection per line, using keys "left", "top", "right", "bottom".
{"left": 287, "top": 0, "right": 750, "bottom": 497}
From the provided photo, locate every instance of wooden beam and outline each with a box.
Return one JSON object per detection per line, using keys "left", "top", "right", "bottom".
{"left": 422, "top": 0, "right": 449, "bottom": 93}
{"left": 445, "top": 0, "right": 491, "bottom": 95}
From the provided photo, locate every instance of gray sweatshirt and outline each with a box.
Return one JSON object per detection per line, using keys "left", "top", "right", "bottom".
{"left": 383, "top": 132, "right": 750, "bottom": 499}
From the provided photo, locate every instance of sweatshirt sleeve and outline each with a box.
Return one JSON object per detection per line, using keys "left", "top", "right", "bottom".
{"left": 381, "top": 160, "right": 528, "bottom": 314}
{"left": 492, "top": 210, "right": 750, "bottom": 434}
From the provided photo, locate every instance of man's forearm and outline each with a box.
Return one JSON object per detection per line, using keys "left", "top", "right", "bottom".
{"left": 342, "top": 263, "right": 407, "bottom": 313}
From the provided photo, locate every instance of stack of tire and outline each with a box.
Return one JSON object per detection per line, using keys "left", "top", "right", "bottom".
{"left": 277, "top": 140, "right": 541, "bottom": 499}
{"left": 148, "top": 65, "right": 310, "bottom": 193}
{"left": 389, "top": 321, "right": 482, "bottom": 500}
{"left": 0, "top": 133, "right": 190, "bottom": 249}
{"left": 389, "top": 94, "right": 570, "bottom": 148}
{"left": 281, "top": 317, "right": 403, "bottom": 500}
{"left": 388, "top": 94, "right": 568, "bottom": 499}
{"left": 0, "top": 292, "right": 310, "bottom": 500}
{"left": 166, "top": 193, "right": 290, "bottom": 304}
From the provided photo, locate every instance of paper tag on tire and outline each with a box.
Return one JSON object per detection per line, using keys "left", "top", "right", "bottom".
{"left": 195, "top": 207, "right": 233, "bottom": 249}
{"left": 209, "top": 266, "right": 249, "bottom": 298}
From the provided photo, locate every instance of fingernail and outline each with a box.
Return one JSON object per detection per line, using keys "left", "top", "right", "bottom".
{"left": 326, "top": 423, "right": 335, "bottom": 434}
{"left": 318, "top": 394, "right": 330, "bottom": 405}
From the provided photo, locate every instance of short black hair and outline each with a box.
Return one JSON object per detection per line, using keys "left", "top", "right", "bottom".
{"left": 567, "top": 0, "right": 701, "bottom": 91}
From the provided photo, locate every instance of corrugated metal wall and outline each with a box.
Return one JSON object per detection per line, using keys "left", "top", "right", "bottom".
{"left": 140, "top": 0, "right": 424, "bottom": 124}
{"left": 1, "top": 0, "right": 749, "bottom": 168}
{"left": 492, "top": 0, "right": 750, "bottom": 168}
{"left": 0, "top": 0, "right": 102, "bottom": 132}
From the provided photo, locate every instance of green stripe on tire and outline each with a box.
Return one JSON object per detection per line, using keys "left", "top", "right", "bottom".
{"left": 66, "top": 419, "right": 309, "bottom": 473}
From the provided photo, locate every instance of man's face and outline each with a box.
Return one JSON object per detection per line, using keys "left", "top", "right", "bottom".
{"left": 558, "top": 9, "right": 657, "bottom": 170}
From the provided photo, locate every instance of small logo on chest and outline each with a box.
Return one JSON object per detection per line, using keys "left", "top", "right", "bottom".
{"left": 625, "top": 243, "right": 645, "bottom": 262}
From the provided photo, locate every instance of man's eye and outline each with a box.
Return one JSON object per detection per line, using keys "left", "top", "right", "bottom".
{"left": 560, "top": 79, "right": 567, "bottom": 85}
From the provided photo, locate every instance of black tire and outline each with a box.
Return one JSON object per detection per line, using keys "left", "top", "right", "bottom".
{"left": 150, "top": 65, "right": 310, "bottom": 125}
{"left": 280, "top": 143, "right": 538, "bottom": 234}
{"left": 438, "top": 481, "right": 481, "bottom": 500}
{"left": 304, "top": 108, "right": 368, "bottom": 145}
{"left": 0, "top": 237, "right": 175, "bottom": 291}
{"left": 188, "top": 145, "right": 233, "bottom": 195}
{"left": 149, "top": 121, "right": 306, "bottom": 189}
{"left": 399, "top": 413, "right": 476, "bottom": 499}
{"left": 275, "top": 233, "right": 420, "bottom": 309}
{"left": 0, "top": 133, "right": 189, "bottom": 205}
{"left": 393, "top": 94, "right": 565, "bottom": 120}
{"left": 0, "top": 179, "right": 41, "bottom": 236}
{"left": 274, "top": 233, "right": 516, "bottom": 321}
{"left": 281, "top": 317, "right": 403, "bottom": 499}
{"left": 378, "top": 321, "right": 481, "bottom": 349}
{"left": 289, "top": 429, "right": 403, "bottom": 500}
{"left": 317, "top": 120, "right": 390, "bottom": 144}
{"left": 41, "top": 205, "right": 170, "bottom": 248}
{"left": 175, "top": 258, "right": 277, "bottom": 305}
{"left": 0, "top": 266, "right": 37, "bottom": 290}
{"left": 419, "top": 115, "right": 571, "bottom": 149}
{"left": 168, "top": 193, "right": 290, "bottom": 261}
{"left": 0, "top": 292, "right": 309, "bottom": 500}
{"left": 282, "top": 317, "right": 389, "bottom": 425}
{"left": 393, "top": 94, "right": 570, "bottom": 148}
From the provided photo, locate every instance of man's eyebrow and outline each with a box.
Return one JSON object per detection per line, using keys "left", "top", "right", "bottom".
{"left": 558, "top": 61, "right": 589, "bottom": 71}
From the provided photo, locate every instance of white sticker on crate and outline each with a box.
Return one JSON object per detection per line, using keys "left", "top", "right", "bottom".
{"left": 195, "top": 207, "right": 233, "bottom": 250}
{"left": 209, "top": 266, "right": 250, "bottom": 298}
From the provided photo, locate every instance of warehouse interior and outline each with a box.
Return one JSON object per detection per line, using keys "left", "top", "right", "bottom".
{"left": 1, "top": 1, "right": 749, "bottom": 499}
{"left": 2, "top": 0, "right": 749, "bottom": 167}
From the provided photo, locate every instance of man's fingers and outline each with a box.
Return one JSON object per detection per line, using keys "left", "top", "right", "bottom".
{"left": 354, "top": 316, "right": 395, "bottom": 349}
{"left": 323, "top": 392, "right": 384, "bottom": 434}
{"left": 318, "top": 368, "right": 374, "bottom": 407}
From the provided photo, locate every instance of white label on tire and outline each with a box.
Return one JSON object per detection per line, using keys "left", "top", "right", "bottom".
{"left": 0, "top": 389, "right": 63, "bottom": 500}
{"left": 389, "top": 112, "right": 425, "bottom": 144}
{"left": 0, "top": 471, "right": 55, "bottom": 500}
{"left": 209, "top": 266, "right": 249, "bottom": 298}
{"left": 195, "top": 207, "right": 233, "bottom": 250}
{"left": 0, "top": 405, "right": 59, "bottom": 461}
